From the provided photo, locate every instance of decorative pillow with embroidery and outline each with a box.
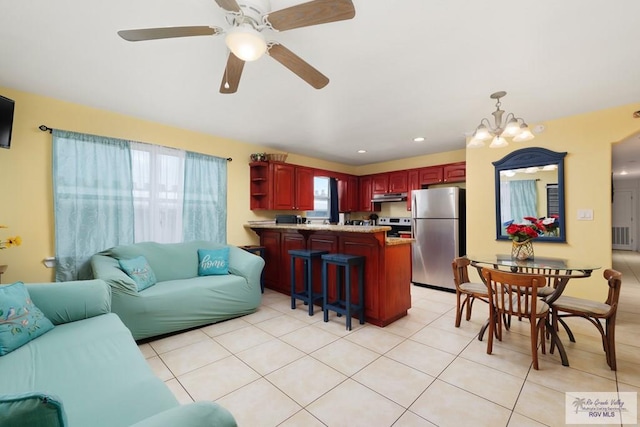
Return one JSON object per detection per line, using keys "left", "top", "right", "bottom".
{"left": 0, "top": 282, "right": 55, "bottom": 356}
{"left": 118, "top": 256, "right": 157, "bottom": 291}
{"left": 197, "top": 248, "right": 230, "bottom": 276}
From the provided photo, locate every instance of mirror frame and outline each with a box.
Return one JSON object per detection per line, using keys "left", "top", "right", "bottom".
{"left": 493, "top": 147, "right": 567, "bottom": 242}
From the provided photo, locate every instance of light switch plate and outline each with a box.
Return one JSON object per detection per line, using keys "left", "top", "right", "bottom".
{"left": 577, "top": 209, "right": 594, "bottom": 220}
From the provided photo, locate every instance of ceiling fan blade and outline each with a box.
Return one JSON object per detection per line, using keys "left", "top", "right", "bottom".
{"left": 220, "top": 52, "right": 245, "bottom": 94}
{"left": 268, "top": 43, "right": 329, "bottom": 89}
{"left": 215, "top": 0, "right": 241, "bottom": 13}
{"left": 265, "top": 0, "right": 355, "bottom": 31}
{"left": 118, "top": 26, "right": 221, "bottom": 42}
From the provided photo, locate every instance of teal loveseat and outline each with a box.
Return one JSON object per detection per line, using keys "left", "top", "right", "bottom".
{"left": 91, "top": 241, "right": 264, "bottom": 340}
{"left": 0, "top": 280, "right": 236, "bottom": 427}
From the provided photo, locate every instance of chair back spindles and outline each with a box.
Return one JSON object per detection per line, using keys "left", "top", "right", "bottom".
{"left": 481, "top": 267, "right": 549, "bottom": 370}
{"left": 451, "top": 257, "right": 488, "bottom": 328}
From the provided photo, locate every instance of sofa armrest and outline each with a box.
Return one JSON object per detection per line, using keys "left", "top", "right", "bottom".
{"left": 90, "top": 254, "right": 138, "bottom": 295}
{"left": 25, "top": 280, "right": 111, "bottom": 325}
{"left": 129, "top": 402, "right": 237, "bottom": 427}
{"left": 228, "top": 246, "right": 264, "bottom": 290}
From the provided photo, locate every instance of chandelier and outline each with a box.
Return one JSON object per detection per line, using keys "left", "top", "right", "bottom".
{"left": 468, "top": 91, "right": 535, "bottom": 148}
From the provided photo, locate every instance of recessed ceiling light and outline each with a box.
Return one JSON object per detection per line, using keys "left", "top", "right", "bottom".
{"left": 357, "top": 149, "right": 366, "bottom": 154}
{"left": 620, "top": 170, "right": 629, "bottom": 175}
{"left": 413, "top": 137, "right": 425, "bottom": 142}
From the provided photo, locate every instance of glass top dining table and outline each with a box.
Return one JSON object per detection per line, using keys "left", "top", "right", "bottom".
{"left": 466, "top": 254, "right": 600, "bottom": 274}
{"left": 465, "top": 254, "right": 601, "bottom": 367}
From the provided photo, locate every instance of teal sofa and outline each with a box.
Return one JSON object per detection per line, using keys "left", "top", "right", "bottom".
{"left": 0, "top": 280, "right": 236, "bottom": 427}
{"left": 91, "top": 241, "right": 264, "bottom": 340}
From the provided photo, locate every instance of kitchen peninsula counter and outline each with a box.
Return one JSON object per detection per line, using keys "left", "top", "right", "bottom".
{"left": 246, "top": 223, "right": 412, "bottom": 326}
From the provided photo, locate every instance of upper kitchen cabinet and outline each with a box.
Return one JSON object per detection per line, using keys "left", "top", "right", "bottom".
{"left": 249, "top": 162, "right": 272, "bottom": 210}
{"left": 442, "top": 162, "right": 466, "bottom": 183}
{"left": 406, "top": 169, "right": 420, "bottom": 210}
{"left": 359, "top": 176, "right": 381, "bottom": 212}
{"left": 338, "top": 175, "right": 359, "bottom": 212}
{"left": 388, "top": 171, "right": 408, "bottom": 193}
{"left": 249, "top": 162, "right": 314, "bottom": 210}
{"left": 418, "top": 162, "right": 466, "bottom": 186}
{"left": 372, "top": 174, "right": 389, "bottom": 194}
{"left": 419, "top": 166, "right": 444, "bottom": 186}
{"left": 273, "top": 163, "right": 314, "bottom": 210}
{"left": 372, "top": 171, "right": 407, "bottom": 194}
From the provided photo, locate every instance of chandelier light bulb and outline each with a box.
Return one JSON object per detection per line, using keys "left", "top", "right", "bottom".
{"left": 467, "top": 138, "right": 485, "bottom": 148}
{"left": 513, "top": 124, "right": 535, "bottom": 142}
{"left": 474, "top": 124, "right": 491, "bottom": 141}
{"left": 225, "top": 25, "right": 267, "bottom": 62}
{"left": 503, "top": 118, "right": 521, "bottom": 136}
{"left": 489, "top": 135, "right": 509, "bottom": 148}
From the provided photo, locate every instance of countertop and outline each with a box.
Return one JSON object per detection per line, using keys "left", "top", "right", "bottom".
{"left": 245, "top": 223, "right": 391, "bottom": 233}
{"left": 385, "top": 237, "right": 414, "bottom": 246}
{"left": 245, "top": 223, "right": 413, "bottom": 246}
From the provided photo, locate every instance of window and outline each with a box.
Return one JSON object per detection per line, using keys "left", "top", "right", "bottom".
{"left": 130, "top": 143, "right": 185, "bottom": 243}
{"left": 306, "top": 176, "right": 330, "bottom": 219}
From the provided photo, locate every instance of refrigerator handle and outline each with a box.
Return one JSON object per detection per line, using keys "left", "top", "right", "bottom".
{"left": 411, "top": 193, "right": 417, "bottom": 239}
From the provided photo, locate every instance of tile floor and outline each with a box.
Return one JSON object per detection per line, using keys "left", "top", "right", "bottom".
{"left": 139, "top": 251, "right": 640, "bottom": 426}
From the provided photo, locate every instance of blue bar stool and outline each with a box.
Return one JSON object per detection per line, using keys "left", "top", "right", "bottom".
{"left": 239, "top": 245, "right": 266, "bottom": 293}
{"left": 321, "top": 253, "right": 365, "bottom": 330}
{"left": 289, "top": 249, "right": 329, "bottom": 315}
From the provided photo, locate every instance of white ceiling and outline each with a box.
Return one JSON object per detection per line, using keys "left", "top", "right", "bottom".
{"left": 1, "top": 1, "right": 639, "bottom": 166}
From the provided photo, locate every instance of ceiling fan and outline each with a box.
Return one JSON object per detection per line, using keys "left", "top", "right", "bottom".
{"left": 117, "top": 0, "right": 356, "bottom": 94}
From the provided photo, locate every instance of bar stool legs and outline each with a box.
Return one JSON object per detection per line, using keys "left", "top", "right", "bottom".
{"left": 321, "top": 253, "right": 365, "bottom": 330}
{"left": 289, "top": 249, "right": 328, "bottom": 316}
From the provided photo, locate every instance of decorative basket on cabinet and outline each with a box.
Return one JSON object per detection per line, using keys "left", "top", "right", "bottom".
{"left": 267, "top": 153, "right": 288, "bottom": 163}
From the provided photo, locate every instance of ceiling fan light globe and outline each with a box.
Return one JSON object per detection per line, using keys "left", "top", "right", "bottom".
{"left": 225, "top": 27, "right": 267, "bottom": 61}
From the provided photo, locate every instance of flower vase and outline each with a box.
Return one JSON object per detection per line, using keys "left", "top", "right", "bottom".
{"left": 511, "top": 239, "right": 534, "bottom": 261}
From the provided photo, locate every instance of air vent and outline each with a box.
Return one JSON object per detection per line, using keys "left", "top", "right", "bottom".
{"left": 612, "top": 227, "right": 630, "bottom": 245}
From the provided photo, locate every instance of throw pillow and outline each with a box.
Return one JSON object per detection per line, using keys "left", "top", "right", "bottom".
{"left": 119, "top": 256, "right": 157, "bottom": 291}
{"left": 0, "top": 282, "right": 55, "bottom": 356}
{"left": 198, "top": 247, "right": 230, "bottom": 276}
{"left": 0, "top": 392, "right": 67, "bottom": 427}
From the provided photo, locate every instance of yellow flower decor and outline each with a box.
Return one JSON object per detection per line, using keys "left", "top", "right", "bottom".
{"left": 0, "top": 225, "right": 22, "bottom": 249}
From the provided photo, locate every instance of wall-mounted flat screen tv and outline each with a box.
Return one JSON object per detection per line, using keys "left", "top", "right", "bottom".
{"left": 0, "top": 95, "right": 15, "bottom": 149}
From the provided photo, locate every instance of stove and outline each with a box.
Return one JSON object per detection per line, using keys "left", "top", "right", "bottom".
{"left": 378, "top": 217, "right": 412, "bottom": 238}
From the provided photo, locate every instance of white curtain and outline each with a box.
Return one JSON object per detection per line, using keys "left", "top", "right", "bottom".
{"left": 510, "top": 180, "right": 538, "bottom": 224}
{"left": 130, "top": 142, "right": 185, "bottom": 243}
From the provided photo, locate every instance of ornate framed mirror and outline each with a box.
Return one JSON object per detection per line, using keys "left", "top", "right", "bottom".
{"left": 493, "top": 147, "right": 567, "bottom": 242}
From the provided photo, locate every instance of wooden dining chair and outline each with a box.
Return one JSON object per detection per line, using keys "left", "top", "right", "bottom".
{"left": 481, "top": 267, "right": 549, "bottom": 370}
{"left": 550, "top": 269, "right": 622, "bottom": 370}
{"left": 514, "top": 267, "right": 561, "bottom": 298}
{"left": 452, "top": 257, "right": 488, "bottom": 327}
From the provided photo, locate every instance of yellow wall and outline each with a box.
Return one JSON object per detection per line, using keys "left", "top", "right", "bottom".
{"left": 0, "top": 86, "right": 353, "bottom": 283}
{"left": 466, "top": 103, "right": 640, "bottom": 299}
{"left": 2, "top": 84, "right": 639, "bottom": 298}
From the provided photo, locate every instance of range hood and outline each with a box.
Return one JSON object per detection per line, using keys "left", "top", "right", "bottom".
{"left": 371, "top": 192, "right": 408, "bottom": 203}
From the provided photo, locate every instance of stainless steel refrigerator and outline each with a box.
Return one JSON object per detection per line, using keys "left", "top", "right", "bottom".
{"left": 411, "top": 187, "right": 466, "bottom": 291}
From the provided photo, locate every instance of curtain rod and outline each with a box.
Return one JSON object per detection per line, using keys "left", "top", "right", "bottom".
{"left": 38, "top": 125, "right": 232, "bottom": 161}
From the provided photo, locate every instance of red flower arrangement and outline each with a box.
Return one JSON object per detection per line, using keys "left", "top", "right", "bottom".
{"left": 505, "top": 216, "right": 547, "bottom": 242}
